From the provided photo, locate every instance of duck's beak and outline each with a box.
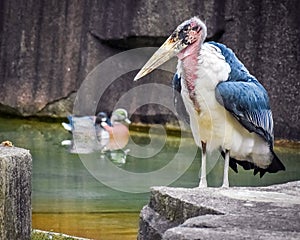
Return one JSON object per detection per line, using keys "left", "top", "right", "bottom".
{"left": 124, "top": 118, "right": 131, "bottom": 124}
{"left": 134, "top": 35, "right": 183, "bottom": 81}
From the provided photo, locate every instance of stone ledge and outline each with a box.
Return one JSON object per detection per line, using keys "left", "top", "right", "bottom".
{"left": 138, "top": 181, "right": 300, "bottom": 240}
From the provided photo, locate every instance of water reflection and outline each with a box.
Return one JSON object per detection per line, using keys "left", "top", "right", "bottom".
{"left": 0, "top": 117, "right": 299, "bottom": 239}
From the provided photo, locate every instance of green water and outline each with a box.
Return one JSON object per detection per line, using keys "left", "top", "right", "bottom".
{"left": 0, "top": 117, "right": 299, "bottom": 239}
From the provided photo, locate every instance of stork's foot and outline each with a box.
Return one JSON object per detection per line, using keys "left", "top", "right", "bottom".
{"left": 198, "top": 178, "right": 207, "bottom": 188}
{"left": 221, "top": 182, "right": 229, "bottom": 188}
{"left": 221, "top": 174, "right": 229, "bottom": 188}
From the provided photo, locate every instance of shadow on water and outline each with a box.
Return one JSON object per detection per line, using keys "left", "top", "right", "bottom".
{"left": 0, "top": 117, "right": 299, "bottom": 239}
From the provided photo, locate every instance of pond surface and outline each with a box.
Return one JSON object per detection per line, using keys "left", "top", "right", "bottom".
{"left": 0, "top": 117, "right": 299, "bottom": 239}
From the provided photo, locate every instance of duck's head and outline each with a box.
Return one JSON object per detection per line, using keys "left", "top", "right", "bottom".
{"left": 111, "top": 108, "right": 131, "bottom": 124}
{"left": 95, "top": 112, "right": 109, "bottom": 125}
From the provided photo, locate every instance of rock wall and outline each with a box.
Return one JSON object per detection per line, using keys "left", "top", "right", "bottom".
{"left": 0, "top": 0, "right": 299, "bottom": 139}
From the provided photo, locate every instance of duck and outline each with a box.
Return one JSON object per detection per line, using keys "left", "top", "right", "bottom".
{"left": 61, "top": 108, "right": 131, "bottom": 153}
{"left": 100, "top": 108, "right": 131, "bottom": 150}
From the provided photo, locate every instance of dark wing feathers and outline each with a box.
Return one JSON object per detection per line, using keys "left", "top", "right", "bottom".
{"left": 209, "top": 41, "right": 285, "bottom": 175}
{"left": 172, "top": 72, "right": 190, "bottom": 125}
{"left": 215, "top": 80, "right": 274, "bottom": 144}
{"left": 210, "top": 41, "right": 274, "bottom": 145}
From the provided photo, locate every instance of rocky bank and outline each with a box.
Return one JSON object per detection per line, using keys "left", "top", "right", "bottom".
{"left": 138, "top": 181, "right": 300, "bottom": 239}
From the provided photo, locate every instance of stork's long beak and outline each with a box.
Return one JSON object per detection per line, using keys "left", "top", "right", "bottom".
{"left": 134, "top": 35, "right": 182, "bottom": 81}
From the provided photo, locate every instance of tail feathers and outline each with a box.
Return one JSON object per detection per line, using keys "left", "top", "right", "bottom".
{"left": 265, "top": 149, "right": 286, "bottom": 173}
{"left": 224, "top": 150, "right": 285, "bottom": 178}
{"left": 229, "top": 159, "right": 238, "bottom": 173}
{"left": 255, "top": 150, "right": 286, "bottom": 177}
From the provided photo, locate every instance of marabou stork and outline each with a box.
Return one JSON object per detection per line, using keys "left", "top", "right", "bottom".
{"left": 134, "top": 17, "right": 285, "bottom": 187}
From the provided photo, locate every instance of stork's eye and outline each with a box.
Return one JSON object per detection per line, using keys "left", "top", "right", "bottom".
{"left": 171, "top": 32, "right": 177, "bottom": 39}
{"left": 192, "top": 26, "right": 199, "bottom": 31}
{"left": 183, "top": 25, "right": 189, "bottom": 31}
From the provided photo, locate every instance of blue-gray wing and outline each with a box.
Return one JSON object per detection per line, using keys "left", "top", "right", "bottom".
{"left": 215, "top": 80, "right": 274, "bottom": 145}
{"left": 209, "top": 41, "right": 274, "bottom": 145}
{"left": 209, "top": 41, "right": 284, "bottom": 176}
{"left": 172, "top": 73, "right": 190, "bottom": 125}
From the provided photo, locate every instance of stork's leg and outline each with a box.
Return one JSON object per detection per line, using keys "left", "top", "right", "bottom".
{"left": 222, "top": 149, "right": 230, "bottom": 188}
{"left": 199, "top": 141, "right": 207, "bottom": 188}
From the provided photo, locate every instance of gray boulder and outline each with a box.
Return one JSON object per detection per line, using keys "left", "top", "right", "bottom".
{"left": 138, "top": 182, "right": 300, "bottom": 240}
